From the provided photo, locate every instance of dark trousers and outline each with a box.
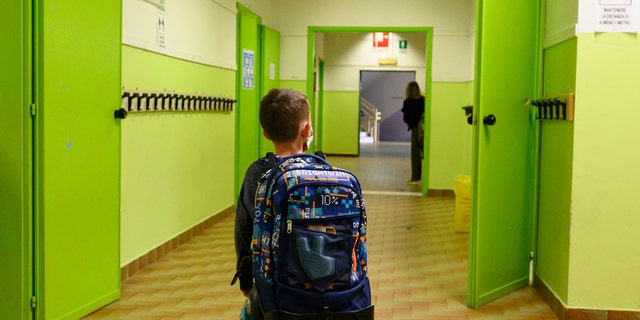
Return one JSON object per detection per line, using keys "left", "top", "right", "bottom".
{"left": 410, "top": 127, "right": 422, "bottom": 181}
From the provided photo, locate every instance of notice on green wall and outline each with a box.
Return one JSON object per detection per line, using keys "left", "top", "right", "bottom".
{"left": 243, "top": 49, "right": 254, "bottom": 89}
{"left": 594, "top": 1, "right": 640, "bottom": 32}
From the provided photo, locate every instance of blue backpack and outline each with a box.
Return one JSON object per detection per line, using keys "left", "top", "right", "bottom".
{"left": 251, "top": 153, "right": 373, "bottom": 318}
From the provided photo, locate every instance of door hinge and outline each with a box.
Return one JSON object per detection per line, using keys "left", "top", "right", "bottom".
{"left": 30, "top": 296, "right": 37, "bottom": 310}
{"left": 30, "top": 104, "right": 37, "bottom": 117}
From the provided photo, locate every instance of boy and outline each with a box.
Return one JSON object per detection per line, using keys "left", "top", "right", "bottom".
{"left": 233, "top": 88, "right": 314, "bottom": 298}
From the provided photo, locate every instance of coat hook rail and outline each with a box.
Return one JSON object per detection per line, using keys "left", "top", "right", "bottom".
{"left": 120, "top": 89, "right": 236, "bottom": 114}
{"left": 525, "top": 93, "right": 574, "bottom": 121}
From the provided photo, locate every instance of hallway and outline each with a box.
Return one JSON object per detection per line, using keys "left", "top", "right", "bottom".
{"left": 85, "top": 142, "right": 557, "bottom": 319}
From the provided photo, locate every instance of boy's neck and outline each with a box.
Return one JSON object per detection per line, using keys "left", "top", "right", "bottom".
{"left": 274, "top": 141, "right": 305, "bottom": 158}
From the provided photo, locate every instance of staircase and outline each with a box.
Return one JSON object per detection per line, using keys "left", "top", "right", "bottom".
{"left": 360, "top": 98, "right": 381, "bottom": 142}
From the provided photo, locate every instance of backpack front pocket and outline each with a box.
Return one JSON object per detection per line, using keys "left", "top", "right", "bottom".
{"left": 283, "top": 218, "right": 356, "bottom": 292}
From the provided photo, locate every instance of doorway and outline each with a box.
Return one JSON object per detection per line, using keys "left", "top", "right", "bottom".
{"left": 307, "top": 27, "right": 433, "bottom": 195}
{"left": 360, "top": 71, "right": 415, "bottom": 143}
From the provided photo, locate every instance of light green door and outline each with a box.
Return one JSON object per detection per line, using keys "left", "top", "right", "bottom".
{"left": 259, "top": 25, "right": 280, "bottom": 155}
{"left": 0, "top": 1, "right": 33, "bottom": 318}
{"left": 236, "top": 5, "right": 261, "bottom": 194}
{"left": 36, "top": 1, "right": 121, "bottom": 318}
{"left": 468, "top": 0, "right": 540, "bottom": 308}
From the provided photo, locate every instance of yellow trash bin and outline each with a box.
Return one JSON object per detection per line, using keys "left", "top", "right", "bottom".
{"left": 454, "top": 175, "right": 471, "bottom": 232}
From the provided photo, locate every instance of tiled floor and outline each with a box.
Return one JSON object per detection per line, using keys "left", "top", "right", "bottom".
{"left": 85, "top": 142, "right": 557, "bottom": 319}
{"left": 327, "top": 142, "right": 423, "bottom": 194}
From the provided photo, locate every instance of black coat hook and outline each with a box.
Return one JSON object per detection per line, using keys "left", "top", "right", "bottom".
{"left": 543, "top": 99, "right": 552, "bottom": 120}
{"left": 157, "top": 94, "right": 166, "bottom": 110}
{"left": 178, "top": 95, "right": 185, "bottom": 110}
{"left": 140, "top": 93, "right": 150, "bottom": 111}
{"left": 122, "top": 92, "right": 131, "bottom": 111}
{"left": 557, "top": 99, "right": 567, "bottom": 120}
{"left": 170, "top": 94, "right": 177, "bottom": 110}
{"left": 131, "top": 93, "right": 140, "bottom": 111}
{"left": 531, "top": 100, "right": 539, "bottom": 119}
{"left": 149, "top": 93, "right": 157, "bottom": 110}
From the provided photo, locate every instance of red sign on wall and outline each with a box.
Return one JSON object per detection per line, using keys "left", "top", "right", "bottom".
{"left": 372, "top": 32, "right": 390, "bottom": 48}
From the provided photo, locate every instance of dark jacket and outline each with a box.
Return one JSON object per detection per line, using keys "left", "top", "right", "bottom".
{"left": 233, "top": 155, "right": 278, "bottom": 291}
{"left": 401, "top": 97, "right": 425, "bottom": 130}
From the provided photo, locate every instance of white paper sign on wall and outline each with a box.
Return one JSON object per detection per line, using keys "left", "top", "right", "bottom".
{"left": 595, "top": 0, "right": 640, "bottom": 32}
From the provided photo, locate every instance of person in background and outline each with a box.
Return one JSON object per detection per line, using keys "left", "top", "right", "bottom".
{"left": 401, "top": 81, "right": 425, "bottom": 184}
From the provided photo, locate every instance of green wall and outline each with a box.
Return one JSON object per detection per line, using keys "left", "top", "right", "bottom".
{"left": 538, "top": 2, "right": 640, "bottom": 310}
{"left": 121, "top": 45, "right": 235, "bottom": 93}
{"left": 120, "top": 45, "right": 236, "bottom": 265}
{"left": 321, "top": 83, "right": 473, "bottom": 189}
{"left": 1, "top": 1, "right": 31, "bottom": 318}
{"left": 536, "top": 37, "right": 576, "bottom": 304}
{"left": 322, "top": 91, "right": 361, "bottom": 155}
{"left": 569, "top": 32, "right": 640, "bottom": 309}
{"left": 429, "top": 82, "right": 474, "bottom": 189}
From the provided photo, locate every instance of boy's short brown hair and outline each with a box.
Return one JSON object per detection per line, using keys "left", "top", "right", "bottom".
{"left": 259, "top": 89, "right": 310, "bottom": 143}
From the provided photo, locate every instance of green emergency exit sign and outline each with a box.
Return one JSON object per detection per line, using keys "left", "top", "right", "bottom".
{"left": 399, "top": 40, "right": 408, "bottom": 49}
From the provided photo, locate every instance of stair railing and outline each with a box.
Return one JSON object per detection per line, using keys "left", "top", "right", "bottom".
{"left": 360, "top": 98, "right": 381, "bottom": 142}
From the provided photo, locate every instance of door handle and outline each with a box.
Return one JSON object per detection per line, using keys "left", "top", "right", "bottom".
{"left": 114, "top": 108, "right": 128, "bottom": 119}
{"left": 483, "top": 114, "right": 496, "bottom": 126}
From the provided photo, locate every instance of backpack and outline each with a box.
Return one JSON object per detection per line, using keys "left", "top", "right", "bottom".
{"left": 251, "top": 153, "right": 372, "bottom": 317}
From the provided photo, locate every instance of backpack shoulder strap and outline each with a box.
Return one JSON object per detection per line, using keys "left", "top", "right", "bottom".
{"left": 265, "top": 152, "right": 279, "bottom": 167}
{"left": 264, "top": 152, "right": 330, "bottom": 173}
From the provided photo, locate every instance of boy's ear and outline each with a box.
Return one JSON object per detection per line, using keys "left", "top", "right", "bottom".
{"left": 302, "top": 121, "right": 312, "bottom": 137}
{"left": 263, "top": 130, "right": 272, "bottom": 141}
